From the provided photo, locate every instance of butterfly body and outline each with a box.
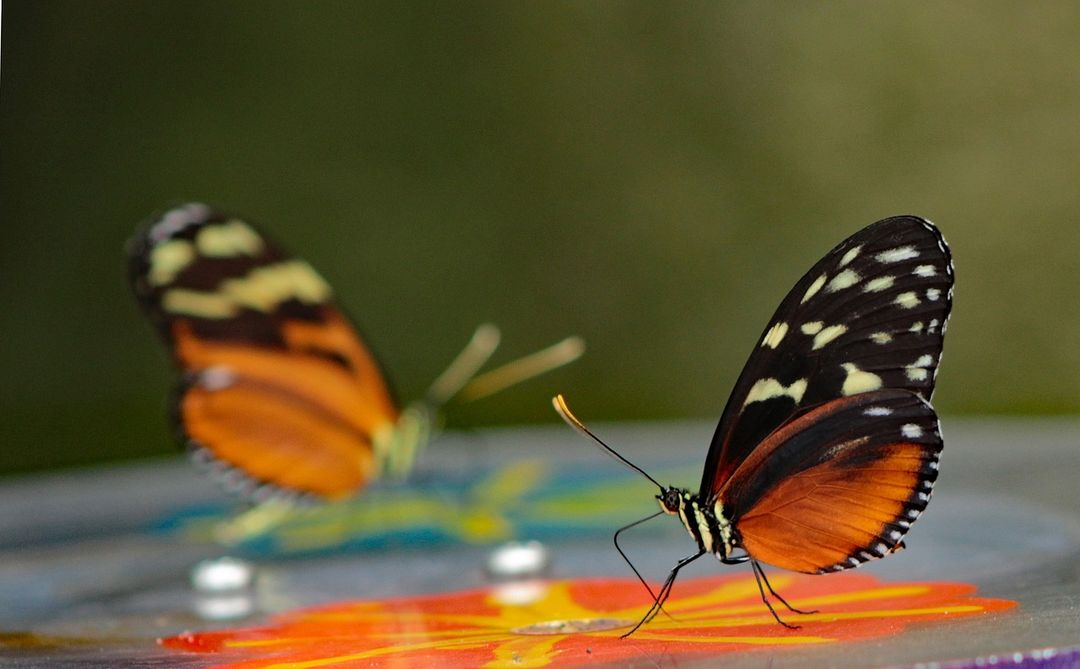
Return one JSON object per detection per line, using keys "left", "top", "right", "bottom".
{"left": 657, "top": 486, "right": 738, "bottom": 562}
{"left": 554, "top": 215, "right": 953, "bottom": 632}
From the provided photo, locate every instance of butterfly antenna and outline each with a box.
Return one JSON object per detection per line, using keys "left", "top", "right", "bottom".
{"left": 426, "top": 323, "right": 503, "bottom": 406}
{"left": 459, "top": 336, "right": 585, "bottom": 402}
{"left": 552, "top": 394, "right": 664, "bottom": 489}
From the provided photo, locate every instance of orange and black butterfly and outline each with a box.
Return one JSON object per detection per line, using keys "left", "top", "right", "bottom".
{"left": 129, "top": 202, "right": 583, "bottom": 514}
{"left": 554, "top": 216, "right": 952, "bottom": 634}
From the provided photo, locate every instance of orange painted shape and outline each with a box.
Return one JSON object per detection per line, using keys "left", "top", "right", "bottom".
{"left": 160, "top": 572, "right": 1015, "bottom": 668}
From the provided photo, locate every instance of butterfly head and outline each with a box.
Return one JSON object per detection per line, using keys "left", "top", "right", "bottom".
{"left": 657, "top": 486, "right": 684, "bottom": 516}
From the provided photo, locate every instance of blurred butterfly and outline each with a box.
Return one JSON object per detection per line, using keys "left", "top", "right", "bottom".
{"left": 129, "top": 203, "right": 583, "bottom": 536}
{"left": 554, "top": 215, "right": 952, "bottom": 634}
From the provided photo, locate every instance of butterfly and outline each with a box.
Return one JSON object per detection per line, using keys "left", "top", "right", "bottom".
{"left": 554, "top": 215, "right": 953, "bottom": 635}
{"left": 129, "top": 202, "right": 584, "bottom": 516}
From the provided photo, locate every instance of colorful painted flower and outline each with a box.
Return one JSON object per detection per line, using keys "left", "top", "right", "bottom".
{"left": 162, "top": 571, "right": 1014, "bottom": 668}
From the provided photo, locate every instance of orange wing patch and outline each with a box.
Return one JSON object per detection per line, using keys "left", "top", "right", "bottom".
{"left": 169, "top": 313, "right": 399, "bottom": 501}
{"left": 183, "top": 378, "right": 377, "bottom": 498}
{"left": 173, "top": 315, "right": 399, "bottom": 436}
{"left": 736, "top": 442, "right": 928, "bottom": 574}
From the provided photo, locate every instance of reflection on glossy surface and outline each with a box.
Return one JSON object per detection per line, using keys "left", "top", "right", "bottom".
{"left": 193, "top": 593, "right": 255, "bottom": 622}
{"left": 487, "top": 540, "right": 552, "bottom": 579}
{"left": 190, "top": 556, "right": 256, "bottom": 593}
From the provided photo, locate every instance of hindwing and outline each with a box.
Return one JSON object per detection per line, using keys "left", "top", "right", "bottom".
{"left": 720, "top": 389, "right": 942, "bottom": 574}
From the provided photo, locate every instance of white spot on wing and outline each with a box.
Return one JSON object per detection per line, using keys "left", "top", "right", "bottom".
{"left": 744, "top": 378, "right": 808, "bottom": 407}
{"left": 200, "top": 367, "right": 237, "bottom": 390}
{"left": 870, "top": 332, "right": 892, "bottom": 344}
{"left": 841, "top": 363, "right": 883, "bottom": 396}
{"left": 801, "top": 321, "right": 824, "bottom": 335}
{"left": 827, "top": 269, "right": 861, "bottom": 293}
{"left": 223, "top": 260, "right": 332, "bottom": 312}
{"left": 162, "top": 288, "right": 237, "bottom": 318}
{"left": 906, "top": 367, "right": 928, "bottom": 381}
{"left": 812, "top": 324, "right": 848, "bottom": 350}
{"left": 876, "top": 246, "right": 920, "bottom": 263}
{"left": 148, "top": 239, "right": 196, "bottom": 286}
{"left": 863, "top": 276, "right": 895, "bottom": 293}
{"left": 161, "top": 260, "right": 332, "bottom": 318}
{"left": 910, "top": 321, "right": 925, "bottom": 333}
{"left": 905, "top": 354, "right": 934, "bottom": 382}
{"left": 864, "top": 406, "right": 892, "bottom": 416}
{"left": 926, "top": 288, "right": 941, "bottom": 301}
{"left": 196, "top": 220, "right": 265, "bottom": 257}
{"left": 761, "top": 322, "right": 789, "bottom": 349}
{"left": 913, "top": 265, "right": 937, "bottom": 277}
{"left": 895, "top": 291, "right": 920, "bottom": 309}
{"left": 839, "top": 245, "right": 862, "bottom": 267}
{"left": 801, "top": 274, "right": 827, "bottom": 304}
{"left": 901, "top": 423, "right": 923, "bottom": 439}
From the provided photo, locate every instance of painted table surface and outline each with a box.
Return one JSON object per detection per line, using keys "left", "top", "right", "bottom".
{"left": 0, "top": 418, "right": 1078, "bottom": 668}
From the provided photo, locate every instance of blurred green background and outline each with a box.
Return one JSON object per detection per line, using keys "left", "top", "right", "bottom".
{"left": 2, "top": 2, "right": 1079, "bottom": 476}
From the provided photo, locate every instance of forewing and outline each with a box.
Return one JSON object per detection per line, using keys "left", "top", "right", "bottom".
{"left": 700, "top": 216, "right": 952, "bottom": 498}
{"left": 718, "top": 389, "right": 942, "bottom": 574}
{"left": 129, "top": 203, "right": 399, "bottom": 499}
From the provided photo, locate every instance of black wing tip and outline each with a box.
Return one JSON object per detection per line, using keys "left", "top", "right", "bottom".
{"left": 873, "top": 214, "right": 937, "bottom": 230}
{"left": 870, "top": 215, "right": 951, "bottom": 256}
{"left": 126, "top": 201, "right": 221, "bottom": 289}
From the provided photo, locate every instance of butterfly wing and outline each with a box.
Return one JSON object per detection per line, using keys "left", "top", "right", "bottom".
{"left": 129, "top": 203, "right": 400, "bottom": 500}
{"left": 700, "top": 216, "right": 953, "bottom": 499}
{"left": 718, "top": 389, "right": 942, "bottom": 574}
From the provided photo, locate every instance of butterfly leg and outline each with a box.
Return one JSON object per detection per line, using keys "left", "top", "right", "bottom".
{"left": 622, "top": 548, "right": 705, "bottom": 638}
{"left": 750, "top": 560, "right": 814, "bottom": 629}
{"left": 753, "top": 560, "right": 818, "bottom": 616}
